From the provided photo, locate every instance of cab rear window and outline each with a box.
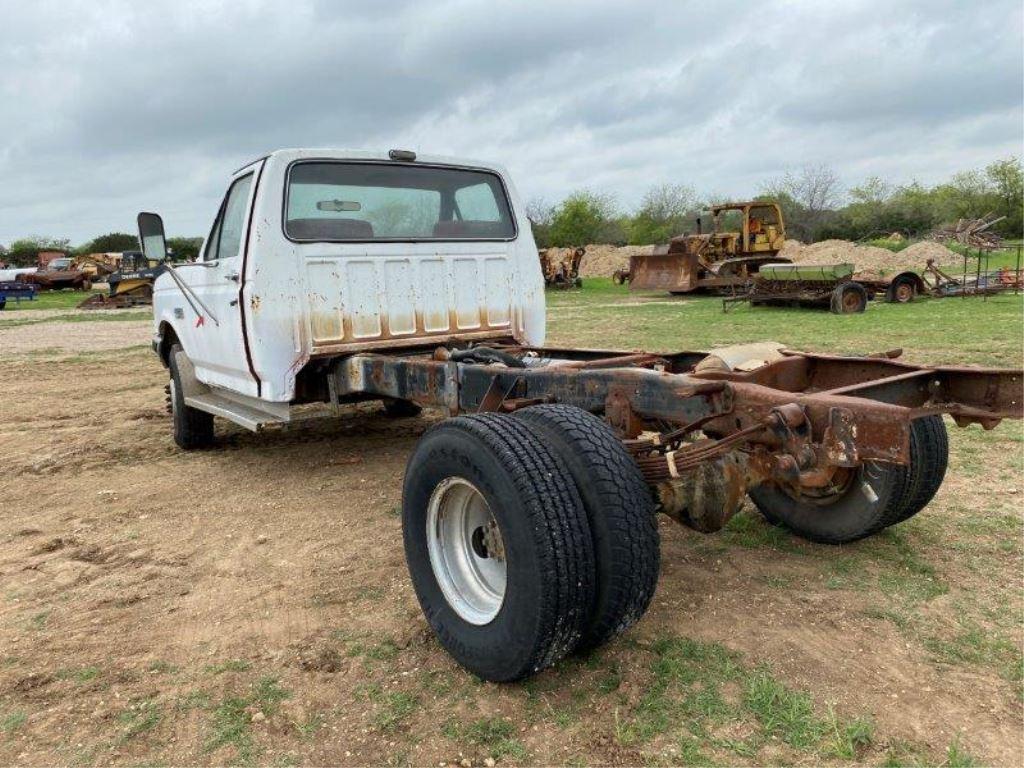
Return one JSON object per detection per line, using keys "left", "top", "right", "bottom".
{"left": 285, "top": 162, "right": 516, "bottom": 242}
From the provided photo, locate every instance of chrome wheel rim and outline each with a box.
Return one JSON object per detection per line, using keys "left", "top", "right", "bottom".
{"left": 426, "top": 477, "right": 506, "bottom": 625}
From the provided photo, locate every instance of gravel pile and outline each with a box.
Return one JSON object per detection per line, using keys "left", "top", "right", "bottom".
{"left": 572, "top": 239, "right": 966, "bottom": 279}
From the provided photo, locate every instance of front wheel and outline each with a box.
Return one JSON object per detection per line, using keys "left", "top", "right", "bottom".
{"left": 168, "top": 344, "right": 214, "bottom": 450}
{"left": 402, "top": 414, "right": 595, "bottom": 682}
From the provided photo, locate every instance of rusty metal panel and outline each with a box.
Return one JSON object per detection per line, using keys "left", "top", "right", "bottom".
{"left": 306, "top": 259, "right": 343, "bottom": 343}
{"left": 484, "top": 258, "right": 512, "bottom": 326}
{"left": 453, "top": 258, "right": 481, "bottom": 329}
{"left": 384, "top": 260, "right": 417, "bottom": 335}
{"left": 346, "top": 260, "right": 383, "bottom": 338}
{"left": 628, "top": 252, "right": 697, "bottom": 292}
{"left": 304, "top": 252, "right": 516, "bottom": 350}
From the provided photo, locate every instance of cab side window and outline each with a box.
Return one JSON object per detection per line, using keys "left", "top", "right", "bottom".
{"left": 203, "top": 173, "right": 254, "bottom": 261}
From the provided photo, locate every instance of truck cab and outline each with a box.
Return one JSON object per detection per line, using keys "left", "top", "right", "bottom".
{"left": 144, "top": 149, "right": 545, "bottom": 422}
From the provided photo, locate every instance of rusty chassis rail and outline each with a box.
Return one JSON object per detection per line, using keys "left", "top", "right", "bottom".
{"left": 329, "top": 343, "right": 1021, "bottom": 531}
{"left": 332, "top": 344, "right": 1021, "bottom": 464}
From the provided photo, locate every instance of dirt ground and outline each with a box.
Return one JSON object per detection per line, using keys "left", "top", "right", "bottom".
{"left": 0, "top": 311, "right": 1021, "bottom": 767}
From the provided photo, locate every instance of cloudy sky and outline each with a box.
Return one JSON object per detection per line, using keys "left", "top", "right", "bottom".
{"left": 1, "top": 0, "right": 1021, "bottom": 244}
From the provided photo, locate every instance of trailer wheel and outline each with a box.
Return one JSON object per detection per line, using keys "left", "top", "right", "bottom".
{"left": 514, "top": 405, "right": 660, "bottom": 652}
{"left": 886, "top": 275, "right": 917, "bottom": 304}
{"left": 875, "top": 415, "right": 949, "bottom": 529}
{"left": 402, "top": 414, "right": 595, "bottom": 682}
{"left": 168, "top": 344, "right": 214, "bottom": 450}
{"left": 749, "top": 461, "right": 900, "bottom": 544}
{"left": 830, "top": 281, "right": 868, "bottom": 314}
{"left": 382, "top": 398, "right": 423, "bottom": 418}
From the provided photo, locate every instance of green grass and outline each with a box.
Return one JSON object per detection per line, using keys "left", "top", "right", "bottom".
{"left": 372, "top": 691, "right": 418, "bottom": 732}
{"left": 207, "top": 696, "right": 254, "bottom": 761}
{"left": 1, "top": 710, "right": 27, "bottom": 732}
{"left": 116, "top": 698, "right": 161, "bottom": 744}
{"left": 0, "top": 289, "right": 100, "bottom": 311}
{"left": 204, "top": 659, "right": 252, "bottom": 675}
{"left": 57, "top": 666, "right": 101, "bottom": 683}
{"left": 742, "top": 668, "right": 823, "bottom": 749}
{"left": 921, "top": 614, "right": 1022, "bottom": 684}
{"left": 0, "top": 310, "right": 150, "bottom": 327}
{"left": 609, "top": 634, "right": 873, "bottom": 762}
{"left": 719, "top": 510, "right": 803, "bottom": 552}
{"left": 291, "top": 712, "right": 324, "bottom": 739}
{"left": 944, "top": 736, "right": 977, "bottom": 767}
{"left": 547, "top": 279, "right": 1023, "bottom": 367}
{"left": 205, "top": 676, "right": 290, "bottom": 764}
{"left": 823, "top": 710, "right": 874, "bottom": 759}
{"left": 443, "top": 717, "right": 528, "bottom": 761}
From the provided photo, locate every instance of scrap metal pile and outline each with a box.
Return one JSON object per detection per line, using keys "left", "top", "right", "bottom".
{"left": 933, "top": 214, "right": 1005, "bottom": 251}
{"left": 538, "top": 247, "right": 585, "bottom": 289}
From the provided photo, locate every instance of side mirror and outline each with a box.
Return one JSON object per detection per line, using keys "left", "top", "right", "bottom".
{"left": 137, "top": 212, "right": 168, "bottom": 262}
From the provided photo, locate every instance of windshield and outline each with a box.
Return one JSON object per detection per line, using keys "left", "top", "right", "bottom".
{"left": 285, "top": 162, "right": 516, "bottom": 242}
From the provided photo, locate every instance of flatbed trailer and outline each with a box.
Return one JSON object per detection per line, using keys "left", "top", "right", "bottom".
{"left": 141, "top": 149, "right": 1024, "bottom": 682}
{"left": 0, "top": 281, "right": 38, "bottom": 309}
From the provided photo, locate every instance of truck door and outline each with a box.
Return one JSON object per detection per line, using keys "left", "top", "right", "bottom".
{"left": 174, "top": 169, "right": 259, "bottom": 394}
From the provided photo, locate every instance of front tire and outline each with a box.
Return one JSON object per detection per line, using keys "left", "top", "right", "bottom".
{"left": 402, "top": 414, "right": 595, "bottom": 682}
{"left": 168, "top": 345, "right": 214, "bottom": 450}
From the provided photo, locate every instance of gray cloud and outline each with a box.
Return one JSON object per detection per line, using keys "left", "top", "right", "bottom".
{"left": 0, "top": 0, "right": 1020, "bottom": 243}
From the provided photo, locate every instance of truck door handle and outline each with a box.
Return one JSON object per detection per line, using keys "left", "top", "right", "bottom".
{"left": 224, "top": 271, "right": 240, "bottom": 282}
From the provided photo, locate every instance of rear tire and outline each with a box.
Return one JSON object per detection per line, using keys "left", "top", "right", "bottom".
{"left": 749, "top": 461, "right": 900, "bottom": 544}
{"left": 875, "top": 415, "right": 949, "bottom": 529}
{"left": 402, "top": 414, "right": 595, "bottom": 682}
{"left": 169, "top": 345, "right": 214, "bottom": 450}
{"left": 514, "top": 405, "right": 660, "bottom": 652}
{"left": 830, "top": 281, "right": 868, "bottom": 314}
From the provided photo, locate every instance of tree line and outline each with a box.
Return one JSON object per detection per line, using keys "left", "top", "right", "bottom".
{"left": 1, "top": 157, "right": 1019, "bottom": 265}
{"left": 0, "top": 232, "right": 203, "bottom": 267}
{"left": 529, "top": 157, "right": 1022, "bottom": 248}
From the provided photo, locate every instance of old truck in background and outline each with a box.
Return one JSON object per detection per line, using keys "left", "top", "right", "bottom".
{"left": 141, "top": 149, "right": 1022, "bottom": 682}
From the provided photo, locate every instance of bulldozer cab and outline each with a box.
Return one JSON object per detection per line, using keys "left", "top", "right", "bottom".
{"left": 705, "top": 202, "right": 784, "bottom": 255}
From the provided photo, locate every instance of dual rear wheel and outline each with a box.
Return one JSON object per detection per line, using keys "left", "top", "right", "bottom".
{"left": 749, "top": 415, "right": 948, "bottom": 543}
{"left": 402, "top": 406, "right": 659, "bottom": 682}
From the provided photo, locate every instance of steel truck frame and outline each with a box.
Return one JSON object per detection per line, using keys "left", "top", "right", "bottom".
{"left": 329, "top": 340, "right": 1019, "bottom": 476}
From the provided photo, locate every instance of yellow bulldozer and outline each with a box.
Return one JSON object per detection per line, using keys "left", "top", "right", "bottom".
{"left": 614, "top": 201, "right": 789, "bottom": 294}
{"left": 78, "top": 250, "right": 167, "bottom": 309}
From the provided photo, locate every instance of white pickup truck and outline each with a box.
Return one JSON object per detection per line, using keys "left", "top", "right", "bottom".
{"left": 142, "top": 148, "right": 1022, "bottom": 681}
